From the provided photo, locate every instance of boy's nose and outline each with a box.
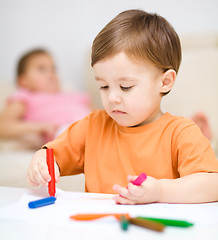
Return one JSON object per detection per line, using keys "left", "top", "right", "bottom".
{"left": 108, "top": 91, "right": 121, "bottom": 103}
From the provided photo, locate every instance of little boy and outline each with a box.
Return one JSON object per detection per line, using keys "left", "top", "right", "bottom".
{"left": 27, "top": 10, "right": 218, "bottom": 204}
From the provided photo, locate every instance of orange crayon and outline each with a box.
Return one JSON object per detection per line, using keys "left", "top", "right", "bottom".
{"left": 70, "top": 213, "right": 130, "bottom": 221}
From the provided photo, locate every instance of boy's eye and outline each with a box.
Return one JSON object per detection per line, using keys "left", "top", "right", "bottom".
{"left": 100, "top": 86, "right": 109, "bottom": 90}
{"left": 120, "top": 86, "right": 133, "bottom": 91}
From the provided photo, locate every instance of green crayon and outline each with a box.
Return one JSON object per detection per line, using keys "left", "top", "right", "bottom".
{"left": 120, "top": 215, "right": 129, "bottom": 231}
{"left": 137, "top": 217, "right": 194, "bottom": 227}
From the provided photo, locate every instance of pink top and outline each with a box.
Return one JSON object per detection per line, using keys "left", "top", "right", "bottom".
{"left": 7, "top": 88, "right": 91, "bottom": 126}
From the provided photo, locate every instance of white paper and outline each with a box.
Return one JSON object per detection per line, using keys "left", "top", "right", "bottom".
{"left": 1, "top": 187, "right": 218, "bottom": 228}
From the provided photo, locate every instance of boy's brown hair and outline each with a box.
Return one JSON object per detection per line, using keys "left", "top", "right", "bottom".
{"left": 16, "top": 48, "right": 49, "bottom": 81}
{"left": 91, "top": 9, "right": 181, "bottom": 74}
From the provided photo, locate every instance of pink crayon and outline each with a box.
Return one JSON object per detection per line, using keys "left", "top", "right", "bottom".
{"left": 131, "top": 173, "right": 147, "bottom": 186}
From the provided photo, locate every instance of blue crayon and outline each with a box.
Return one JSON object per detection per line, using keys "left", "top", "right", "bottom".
{"left": 28, "top": 197, "right": 56, "bottom": 209}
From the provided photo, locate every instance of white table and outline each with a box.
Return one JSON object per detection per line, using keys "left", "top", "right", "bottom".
{"left": 0, "top": 186, "right": 218, "bottom": 240}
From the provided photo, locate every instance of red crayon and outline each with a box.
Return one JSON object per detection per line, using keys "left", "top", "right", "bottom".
{"left": 46, "top": 148, "right": 56, "bottom": 197}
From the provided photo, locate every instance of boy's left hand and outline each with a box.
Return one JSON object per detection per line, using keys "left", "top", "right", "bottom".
{"left": 113, "top": 175, "right": 162, "bottom": 204}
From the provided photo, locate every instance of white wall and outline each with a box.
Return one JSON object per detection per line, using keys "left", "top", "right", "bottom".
{"left": 0, "top": 0, "right": 218, "bottom": 90}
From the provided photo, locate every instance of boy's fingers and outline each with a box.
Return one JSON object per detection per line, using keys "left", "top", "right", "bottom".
{"left": 38, "top": 163, "right": 51, "bottom": 182}
{"left": 113, "top": 184, "right": 129, "bottom": 198}
{"left": 32, "top": 165, "right": 49, "bottom": 186}
{"left": 27, "top": 169, "right": 40, "bottom": 187}
{"left": 113, "top": 195, "right": 135, "bottom": 205}
{"left": 127, "top": 183, "right": 144, "bottom": 197}
{"left": 28, "top": 179, "right": 40, "bottom": 187}
{"left": 113, "top": 183, "right": 142, "bottom": 201}
{"left": 127, "top": 175, "right": 137, "bottom": 182}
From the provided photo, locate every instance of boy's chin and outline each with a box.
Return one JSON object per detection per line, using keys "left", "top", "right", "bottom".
{"left": 111, "top": 118, "right": 138, "bottom": 128}
{"left": 115, "top": 118, "right": 145, "bottom": 128}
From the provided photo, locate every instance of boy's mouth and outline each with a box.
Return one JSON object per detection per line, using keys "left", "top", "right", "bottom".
{"left": 112, "top": 110, "right": 126, "bottom": 115}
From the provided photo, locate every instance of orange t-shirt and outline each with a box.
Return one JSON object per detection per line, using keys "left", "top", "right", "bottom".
{"left": 45, "top": 110, "right": 218, "bottom": 193}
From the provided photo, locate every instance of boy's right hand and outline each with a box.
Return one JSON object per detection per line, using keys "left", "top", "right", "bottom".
{"left": 27, "top": 149, "right": 60, "bottom": 187}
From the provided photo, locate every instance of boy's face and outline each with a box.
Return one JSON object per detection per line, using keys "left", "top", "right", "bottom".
{"left": 93, "top": 52, "right": 164, "bottom": 127}
{"left": 18, "top": 54, "right": 60, "bottom": 93}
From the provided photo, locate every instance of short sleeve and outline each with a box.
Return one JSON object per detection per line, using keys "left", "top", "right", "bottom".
{"left": 44, "top": 114, "right": 90, "bottom": 176}
{"left": 174, "top": 123, "right": 218, "bottom": 176}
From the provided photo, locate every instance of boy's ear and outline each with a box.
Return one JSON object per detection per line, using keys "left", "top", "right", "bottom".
{"left": 160, "top": 69, "right": 176, "bottom": 94}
